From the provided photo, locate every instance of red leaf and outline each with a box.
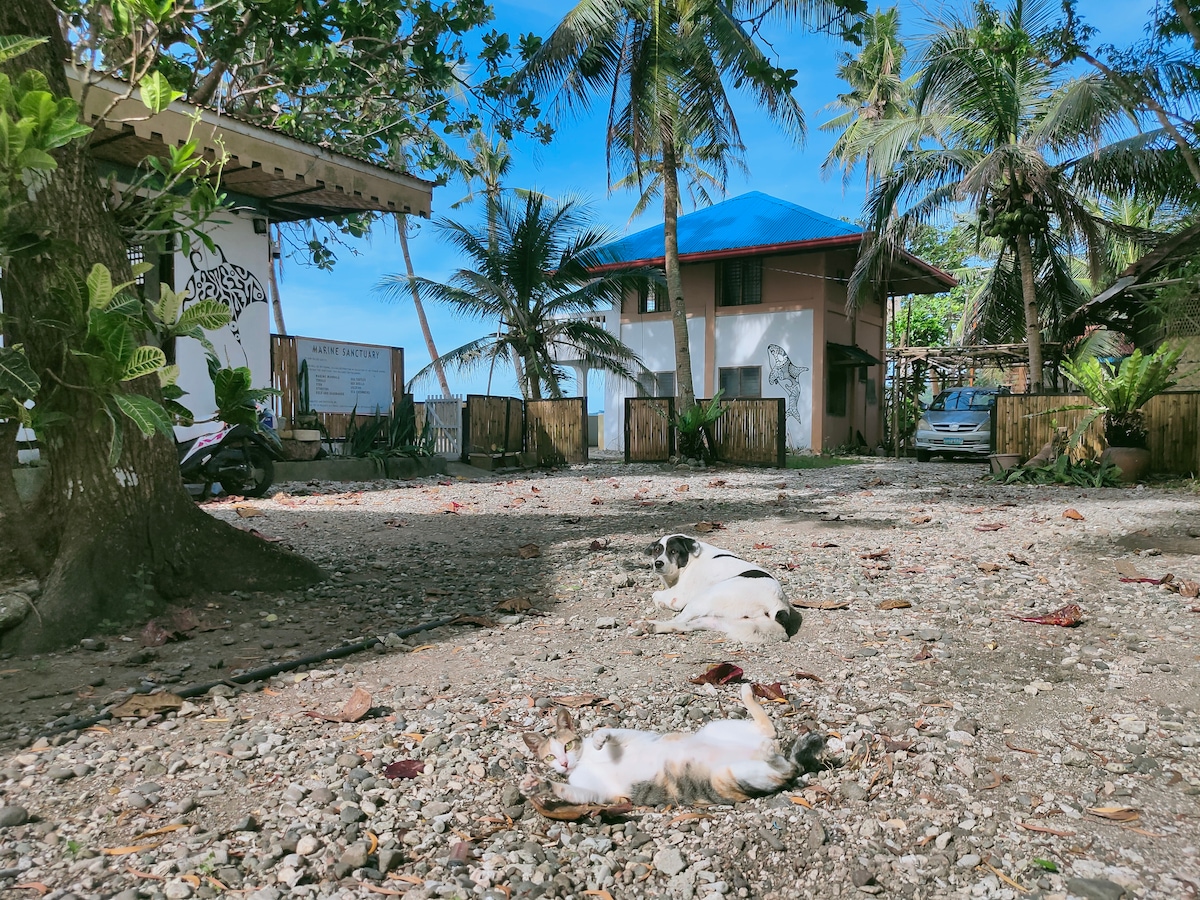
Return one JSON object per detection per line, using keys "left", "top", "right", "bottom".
{"left": 384, "top": 759, "right": 425, "bottom": 780}
{"left": 689, "top": 663, "right": 744, "bottom": 685}
{"left": 753, "top": 542, "right": 773, "bottom": 550}
{"left": 751, "top": 682, "right": 787, "bottom": 701}
{"left": 792, "top": 671, "right": 823, "bottom": 682}
{"left": 1062, "top": 508, "right": 1085, "bottom": 520}
{"left": 1011, "top": 603, "right": 1084, "bottom": 627}
{"left": 140, "top": 621, "right": 171, "bottom": 648}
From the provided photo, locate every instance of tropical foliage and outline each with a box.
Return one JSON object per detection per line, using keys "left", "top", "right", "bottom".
{"left": 389, "top": 194, "right": 657, "bottom": 400}
{"left": 847, "top": 0, "right": 1144, "bottom": 391}
{"left": 1060, "top": 344, "right": 1187, "bottom": 448}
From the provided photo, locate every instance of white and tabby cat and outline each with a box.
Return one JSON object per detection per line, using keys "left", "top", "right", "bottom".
{"left": 520, "top": 684, "right": 824, "bottom": 806}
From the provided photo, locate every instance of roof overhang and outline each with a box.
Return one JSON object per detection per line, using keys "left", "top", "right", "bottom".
{"left": 827, "top": 342, "right": 882, "bottom": 366}
{"left": 68, "top": 71, "right": 434, "bottom": 223}
{"left": 590, "top": 234, "right": 958, "bottom": 294}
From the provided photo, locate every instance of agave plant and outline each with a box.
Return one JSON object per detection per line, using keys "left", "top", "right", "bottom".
{"left": 672, "top": 391, "right": 727, "bottom": 464}
{"left": 1060, "top": 344, "right": 1185, "bottom": 448}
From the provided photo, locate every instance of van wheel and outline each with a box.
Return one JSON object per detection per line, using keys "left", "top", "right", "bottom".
{"left": 916, "top": 449, "right": 932, "bottom": 462}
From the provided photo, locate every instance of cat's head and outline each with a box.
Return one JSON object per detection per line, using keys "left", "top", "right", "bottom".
{"left": 522, "top": 707, "right": 582, "bottom": 775}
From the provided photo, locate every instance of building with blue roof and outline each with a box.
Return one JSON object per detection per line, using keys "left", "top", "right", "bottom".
{"left": 573, "top": 191, "right": 955, "bottom": 453}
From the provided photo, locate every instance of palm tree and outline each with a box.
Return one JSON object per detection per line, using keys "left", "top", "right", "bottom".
{"left": 848, "top": 0, "right": 1134, "bottom": 393}
{"left": 819, "top": 6, "right": 916, "bottom": 185}
{"left": 396, "top": 194, "right": 658, "bottom": 400}
{"left": 518, "top": 0, "right": 845, "bottom": 411}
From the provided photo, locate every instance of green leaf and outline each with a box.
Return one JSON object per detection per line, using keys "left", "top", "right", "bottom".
{"left": 1032, "top": 859, "right": 1058, "bottom": 873}
{"left": 0, "top": 36, "right": 46, "bottom": 65}
{"left": 86, "top": 264, "right": 114, "bottom": 310}
{"left": 152, "top": 285, "right": 185, "bottom": 327}
{"left": 176, "top": 299, "right": 231, "bottom": 331}
{"left": 112, "top": 391, "right": 174, "bottom": 438}
{"left": 15, "top": 147, "right": 56, "bottom": 171}
{"left": 139, "top": 71, "right": 183, "bottom": 114}
{"left": 120, "top": 345, "right": 167, "bottom": 381}
{"left": 0, "top": 345, "right": 39, "bottom": 400}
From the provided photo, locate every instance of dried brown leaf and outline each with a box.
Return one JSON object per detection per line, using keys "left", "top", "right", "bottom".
{"left": 811, "top": 540, "right": 838, "bottom": 548}
{"left": 694, "top": 521, "right": 725, "bottom": 533}
{"left": 110, "top": 692, "right": 183, "bottom": 718}
{"left": 751, "top": 682, "right": 787, "bottom": 701}
{"left": 675, "top": 484, "right": 690, "bottom": 492}
{"left": 689, "top": 663, "right": 745, "bottom": 685}
{"left": 528, "top": 795, "right": 633, "bottom": 822}
{"left": 792, "top": 671, "right": 823, "bottom": 682}
{"left": 517, "top": 543, "right": 541, "bottom": 559}
{"left": 1087, "top": 806, "right": 1140, "bottom": 822}
{"left": 235, "top": 505, "right": 265, "bottom": 517}
{"left": 973, "top": 523, "right": 1007, "bottom": 532}
{"left": 384, "top": 759, "right": 425, "bottom": 779}
{"left": 589, "top": 539, "right": 610, "bottom": 551}
{"left": 877, "top": 599, "right": 912, "bottom": 610}
{"left": 1062, "top": 508, "right": 1085, "bottom": 521}
{"left": 1011, "top": 604, "right": 1084, "bottom": 627}
{"left": 792, "top": 598, "right": 851, "bottom": 610}
{"left": 495, "top": 597, "right": 533, "bottom": 613}
{"left": 978, "top": 562, "right": 1004, "bottom": 574}
{"left": 551, "top": 694, "right": 615, "bottom": 709}
{"left": 910, "top": 515, "right": 932, "bottom": 524}
{"left": 140, "top": 620, "right": 171, "bottom": 648}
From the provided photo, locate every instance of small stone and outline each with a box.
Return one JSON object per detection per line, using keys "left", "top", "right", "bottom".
{"left": 839, "top": 782, "right": 868, "bottom": 802}
{"left": 1062, "top": 748, "right": 1092, "bottom": 768}
{"left": 296, "top": 835, "right": 321, "bottom": 856}
{"left": 340, "top": 805, "right": 366, "bottom": 824}
{"left": 595, "top": 617, "right": 618, "bottom": 629}
{"left": 340, "top": 841, "right": 370, "bottom": 870}
{"left": 808, "top": 822, "right": 827, "bottom": 849}
{"left": 957, "top": 853, "right": 982, "bottom": 869}
{"left": 851, "top": 868, "right": 876, "bottom": 887}
{"left": 377, "top": 848, "right": 402, "bottom": 873}
{"left": 1065, "top": 876, "right": 1127, "bottom": 900}
{"left": 0, "top": 806, "right": 29, "bottom": 827}
{"left": 164, "top": 881, "right": 194, "bottom": 899}
{"left": 79, "top": 638, "right": 106, "bottom": 652}
{"left": 654, "top": 847, "right": 687, "bottom": 876}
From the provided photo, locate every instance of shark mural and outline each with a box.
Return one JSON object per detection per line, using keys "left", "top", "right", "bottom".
{"left": 768, "top": 343, "right": 809, "bottom": 428}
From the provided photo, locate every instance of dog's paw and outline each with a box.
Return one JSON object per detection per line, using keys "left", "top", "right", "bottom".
{"left": 652, "top": 590, "right": 684, "bottom": 611}
{"left": 648, "top": 619, "right": 678, "bottom": 634}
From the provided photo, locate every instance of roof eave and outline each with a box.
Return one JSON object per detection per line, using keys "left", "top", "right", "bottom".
{"left": 589, "top": 233, "right": 864, "bottom": 272}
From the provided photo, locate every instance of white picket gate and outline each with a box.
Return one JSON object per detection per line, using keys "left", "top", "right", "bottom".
{"left": 423, "top": 395, "right": 462, "bottom": 458}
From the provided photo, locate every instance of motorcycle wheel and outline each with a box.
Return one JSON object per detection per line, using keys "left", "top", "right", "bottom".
{"left": 220, "top": 444, "right": 275, "bottom": 498}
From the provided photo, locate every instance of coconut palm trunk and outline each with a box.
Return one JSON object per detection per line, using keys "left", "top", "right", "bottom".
{"left": 397, "top": 216, "right": 452, "bottom": 398}
{"left": 660, "top": 125, "right": 696, "bottom": 410}
{"left": 1015, "top": 234, "right": 1044, "bottom": 393}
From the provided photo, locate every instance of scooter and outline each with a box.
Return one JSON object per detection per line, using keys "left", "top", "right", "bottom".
{"left": 177, "top": 406, "right": 284, "bottom": 499}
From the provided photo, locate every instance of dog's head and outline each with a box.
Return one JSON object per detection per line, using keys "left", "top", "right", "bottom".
{"left": 643, "top": 534, "right": 701, "bottom": 587}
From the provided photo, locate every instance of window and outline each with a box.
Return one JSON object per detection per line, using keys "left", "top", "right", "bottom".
{"left": 717, "top": 259, "right": 762, "bottom": 307}
{"left": 638, "top": 371, "right": 676, "bottom": 397}
{"left": 827, "top": 367, "right": 847, "bottom": 416}
{"left": 718, "top": 366, "right": 762, "bottom": 398}
{"left": 637, "top": 284, "right": 661, "bottom": 314}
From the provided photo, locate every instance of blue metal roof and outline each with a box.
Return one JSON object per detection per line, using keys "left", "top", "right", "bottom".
{"left": 596, "top": 191, "right": 863, "bottom": 264}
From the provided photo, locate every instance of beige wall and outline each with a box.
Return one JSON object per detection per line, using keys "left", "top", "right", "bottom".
{"left": 618, "top": 248, "right": 887, "bottom": 450}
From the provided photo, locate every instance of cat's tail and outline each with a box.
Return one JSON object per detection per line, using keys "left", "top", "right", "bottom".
{"left": 785, "top": 731, "right": 827, "bottom": 777}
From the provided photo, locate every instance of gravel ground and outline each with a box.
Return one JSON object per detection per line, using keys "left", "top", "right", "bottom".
{"left": 1, "top": 457, "right": 1199, "bottom": 900}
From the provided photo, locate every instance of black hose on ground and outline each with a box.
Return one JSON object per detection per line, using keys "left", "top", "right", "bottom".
{"left": 35, "top": 615, "right": 469, "bottom": 740}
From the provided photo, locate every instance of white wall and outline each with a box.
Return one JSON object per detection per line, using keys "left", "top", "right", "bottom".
{"left": 605, "top": 316, "right": 705, "bottom": 452}
{"left": 174, "top": 213, "right": 272, "bottom": 440}
{"left": 714, "top": 310, "right": 814, "bottom": 450}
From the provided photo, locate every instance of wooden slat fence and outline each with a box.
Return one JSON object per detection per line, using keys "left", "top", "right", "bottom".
{"left": 417, "top": 395, "right": 463, "bottom": 458}
{"left": 995, "top": 391, "right": 1200, "bottom": 475}
{"left": 270, "top": 336, "right": 404, "bottom": 440}
{"left": 712, "top": 398, "right": 786, "bottom": 467}
{"left": 462, "top": 395, "right": 524, "bottom": 457}
{"left": 625, "top": 397, "right": 674, "bottom": 462}
{"left": 526, "top": 398, "right": 588, "bottom": 465}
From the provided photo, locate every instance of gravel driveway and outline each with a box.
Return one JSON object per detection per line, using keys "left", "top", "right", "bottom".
{"left": 1, "top": 458, "right": 1198, "bottom": 900}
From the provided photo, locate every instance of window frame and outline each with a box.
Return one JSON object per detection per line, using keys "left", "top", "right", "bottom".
{"left": 717, "top": 258, "right": 763, "bottom": 308}
{"left": 718, "top": 365, "right": 763, "bottom": 399}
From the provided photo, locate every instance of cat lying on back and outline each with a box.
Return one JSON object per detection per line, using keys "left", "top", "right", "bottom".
{"left": 519, "top": 684, "right": 824, "bottom": 806}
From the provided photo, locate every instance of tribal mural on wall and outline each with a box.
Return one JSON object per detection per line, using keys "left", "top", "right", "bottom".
{"left": 768, "top": 343, "right": 810, "bottom": 428}
{"left": 184, "top": 246, "right": 267, "bottom": 345}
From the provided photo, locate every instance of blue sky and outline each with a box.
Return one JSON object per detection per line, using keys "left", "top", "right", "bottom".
{"left": 276, "top": 0, "right": 1153, "bottom": 411}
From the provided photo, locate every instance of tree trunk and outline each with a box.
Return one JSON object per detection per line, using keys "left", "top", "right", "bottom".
{"left": 1015, "top": 235, "right": 1044, "bottom": 394}
{"left": 659, "top": 123, "right": 696, "bottom": 411}
{"left": 267, "top": 225, "right": 288, "bottom": 335}
{"left": 0, "top": 421, "right": 49, "bottom": 577}
{"left": 0, "top": 0, "right": 323, "bottom": 653}
{"left": 397, "top": 216, "right": 452, "bottom": 397}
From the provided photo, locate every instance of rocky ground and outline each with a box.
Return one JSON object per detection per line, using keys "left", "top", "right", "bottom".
{"left": 0, "top": 457, "right": 1198, "bottom": 900}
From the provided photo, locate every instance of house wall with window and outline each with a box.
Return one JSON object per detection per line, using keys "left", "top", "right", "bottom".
{"left": 594, "top": 192, "right": 953, "bottom": 455}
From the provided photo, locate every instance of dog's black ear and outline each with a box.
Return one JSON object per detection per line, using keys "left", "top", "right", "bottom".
{"left": 776, "top": 606, "right": 803, "bottom": 638}
{"left": 685, "top": 537, "right": 702, "bottom": 557}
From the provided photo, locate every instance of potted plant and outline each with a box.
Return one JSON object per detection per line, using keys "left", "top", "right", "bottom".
{"left": 1059, "top": 344, "right": 1186, "bottom": 483}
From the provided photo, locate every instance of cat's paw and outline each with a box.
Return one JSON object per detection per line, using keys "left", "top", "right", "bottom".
{"left": 519, "top": 774, "right": 549, "bottom": 797}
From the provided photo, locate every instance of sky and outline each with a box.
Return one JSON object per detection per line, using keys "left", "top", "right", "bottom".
{"left": 275, "top": 0, "right": 1156, "bottom": 412}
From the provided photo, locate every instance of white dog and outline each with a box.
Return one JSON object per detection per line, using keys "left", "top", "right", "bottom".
{"left": 642, "top": 534, "right": 802, "bottom": 643}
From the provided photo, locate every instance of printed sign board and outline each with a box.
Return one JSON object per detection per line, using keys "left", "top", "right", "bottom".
{"left": 296, "top": 337, "right": 394, "bottom": 414}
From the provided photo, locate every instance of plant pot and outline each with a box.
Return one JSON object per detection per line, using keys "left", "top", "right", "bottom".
{"left": 1101, "top": 446, "right": 1150, "bottom": 484}
{"left": 988, "top": 453, "right": 1022, "bottom": 474}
